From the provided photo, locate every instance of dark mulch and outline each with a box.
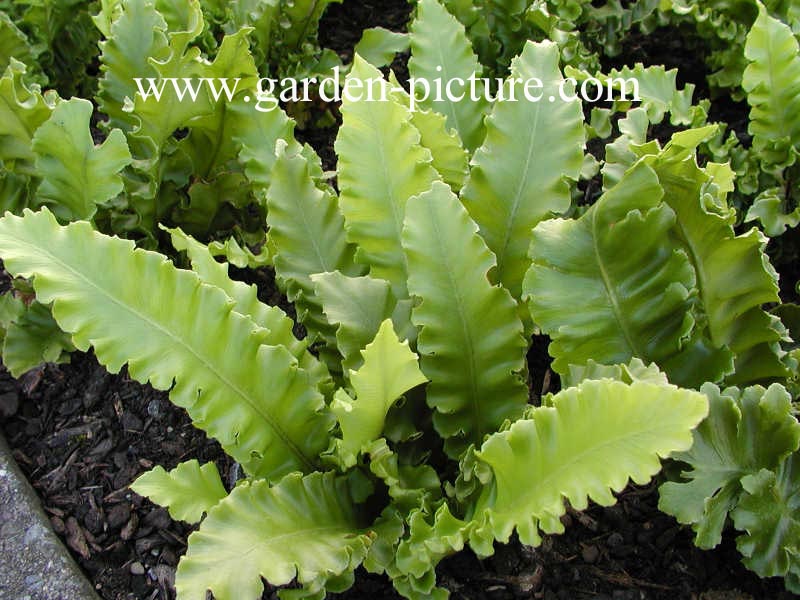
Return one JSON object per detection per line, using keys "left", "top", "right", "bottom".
{"left": 1, "top": 355, "right": 224, "bottom": 599}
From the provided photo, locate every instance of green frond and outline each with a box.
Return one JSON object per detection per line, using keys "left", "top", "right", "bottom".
{"left": 335, "top": 55, "right": 439, "bottom": 298}
{"left": 131, "top": 460, "right": 227, "bottom": 524}
{"left": 743, "top": 3, "right": 800, "bottom": 168}
{"left": 265, "top": 141, "right": 362, "bottom": 352}
{"left": 659, "top": 382, "right": 800, "bottom": 548}
{"left": 332, "top": 319, "right": 427, "bottom": 466}
{"left": 31, "top": 98, "right": 132, "bottom": 221}
{"left": 408, "top": 0, "right": 488, "bottom": 152}
{"left": 0, "top": 208, "right": 332, "bottom": 481}
{"left": 524, "top": 163, "right": 698, "bottom": 379}
{"left": 461, "top": 40, "right": 585, "bottom": 300}
{"left": 403, "top": 181, "right": 529, "bottom": 457}
{"left": 472, "top": 379, "right": 708, "bottom": 548}
{"left": 176, "top": 472, "right": 372, "bottom": 600}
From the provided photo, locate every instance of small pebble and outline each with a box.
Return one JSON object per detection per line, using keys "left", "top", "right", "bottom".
{"left": 607, "top": 532, "right": 624, "bottom": 548}
{"left": 146, "top": 399, "right": 162, "bottom": 418}
{"left": 0, "top": 391, "right": 19, "bottom": 417}
{"left": 581, "top": 544, "right": 600, "bottom": 564}
{"left": 130, "top": 561, "right": 145, "bottom": 576}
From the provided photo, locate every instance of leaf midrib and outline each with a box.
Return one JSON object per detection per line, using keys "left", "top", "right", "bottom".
{"left": 497, "top": 392, "right": 698, "bottom": 513}
{"left": 13, "top": 236, "right": 316, "bottom": 473}
{"left": 427, "top": 201, "right": 483, "bottom": 445}
{"left": 495, "top": 97, "right": 542, "bottom": 288}
{"left": 590, "top": 207, "right": 643, "bottom": 358}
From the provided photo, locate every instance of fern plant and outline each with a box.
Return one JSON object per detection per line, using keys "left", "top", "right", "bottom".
{"left": 0, "top": 20, "right": 712, "bottom": 600}
{"left": 334, "top": 1, "right": 800, "bottom": 592}
{"left": 0, "top": 204, "right": 707, "bottom": 600}
{"left": 1, "top": 0, "right": 798, "bottom": 596}
{"left": 739, "top": 3, "right": 800, "bottom": 235}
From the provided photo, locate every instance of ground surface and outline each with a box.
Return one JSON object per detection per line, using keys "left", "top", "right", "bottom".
{"left": 1, "top": 1, "right": 800, "bottom": 599}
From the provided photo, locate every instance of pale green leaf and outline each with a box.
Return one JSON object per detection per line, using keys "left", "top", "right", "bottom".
{"left": 176, "top": 472, "right": 371, "bottom": 600}
{"left": 659, "top": 383, "right": 800, "bottom": 548}
{"left": 0, "top": 208, "right": 332, "bottom": 481}
{"left": 472, "top": 379, "right": 708, "bottom": 548}
{"left": 408, "top": 0, "right": 488, "bottom": 152}
{"left": 566, "top": 62, "right": 700, "bottom": 126}
{"left": 0, "top": 58, "right": 56, "bottom": 169}
{"left": 564, "top": 357, "right": 669, "bottom": 389}
{"left": 524, "top": 163, "right": 697, "bottom": 380}
{"left": 403, "top": 181, "right": 529, "bottom": 457}
{"left": 177, "top": 29, "right": 259, "bottom": 179}
{"left": 335, "top": 55, "right": 439, "bottom": 298}
{"left": 601, "top": 106, "right": 652, "bottom": 191}
{"left": 745, "top": 189, "right": 800, "bottom": 236}
{"left": 390, "top": 378, "right": 708, "bottom": 597}
{"left": 122, "top": 5, "right": 209, "bottom": 152}
{"left": 131, "top": 460, "right": 227, "bottom": 524}
{"left": 393, "top": 503, "right": 468, "bottom": 599}
{"left": 461, "top": 40, "right": 585, "bottom": 299}
{"left": 207, "top": 236, "right": 270, "bottom": 269}
{"left": 95, "top": 0, "right": 170, "bottom": 132}
{"left": 174, "top": 171, "right": 253, "bottom": 237}
{"left": 387, "top": 71, "right": 469, "bottom": 192}
{"left": 32, "top": 98, "right": 132, "bottom": 221}
{"left": 640, "top": 129, "right": 787, "bottom": 384}
{"left": 332, "top": 320, "right": 427, "bottom": 465}
{"left": 91, "top": 0, "right": 124, "bottom": 38}
{"left": 311, "top": 271, "right": 395, "bottom": 373}
{"left": 1, "top": 298, "right": 73, "bottom": 377}
{"left": 743, "top": 3, "right": 800, "bottom": 168}
{"left": 365, "top": 438, "right": 441, "bottom": 515}
{"left": 355, "top": 27, "right": 409, "bottom": 67}
{"left": 0, "top": 12, "right": 35, "bottom": 73}
{"left": 165, "top": 225, "right": 327, "bottom": 387}
{"left": 95, "top": 0, "right": 207, "bottom": 234}
{"left": 230, "top": 88, "right": 299, "bottom": 194}
{"left": 410, "top": 107, "right": 469, "bottom": 193}
{"left": 733, "top": 455, "right": 800, "bottom": 580}
{"left": 266, "top": 141, "right": 362, "bottom": 349}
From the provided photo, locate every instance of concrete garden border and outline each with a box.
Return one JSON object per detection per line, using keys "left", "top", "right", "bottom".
{"left": 0, "top": 433, "right": 99, "bottom": 600}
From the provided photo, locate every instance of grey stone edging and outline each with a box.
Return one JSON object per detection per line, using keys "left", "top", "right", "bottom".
{"left": 0, "top": 433, "right": 99, "bottom": 600}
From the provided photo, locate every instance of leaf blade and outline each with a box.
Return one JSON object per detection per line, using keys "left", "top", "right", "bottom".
{"left": 131, "top": 460, "right": 227, "bottom": 524}
{"left": 403, "top": 181, "right": 528, "bottom": 456}
{"left": 461, "top": 40, "right": 585, "bottom": 299}
{"left": 176, "top": 472, "right": 371, "bottom": 600}
{"left": 0, "top": 208, "right": 332, "bottom": 481}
